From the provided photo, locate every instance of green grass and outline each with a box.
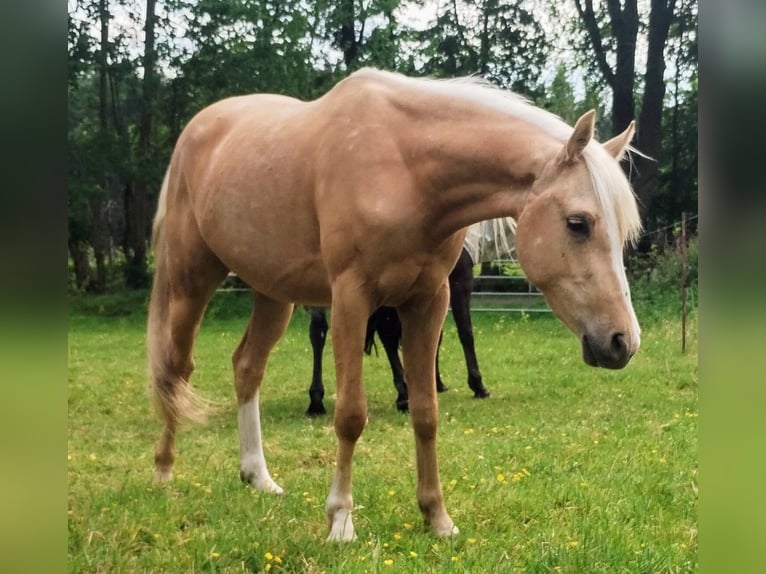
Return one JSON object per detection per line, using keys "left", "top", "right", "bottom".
{"left": 68, "top": 300, "right": 697, "bottom": 573}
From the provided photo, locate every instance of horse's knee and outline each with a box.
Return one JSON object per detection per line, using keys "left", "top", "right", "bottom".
{"left": 410, "top": 406, "right": 438, "bottom": 441}
{"left": 334, "top": 403, "right": 368, "bottom": 443}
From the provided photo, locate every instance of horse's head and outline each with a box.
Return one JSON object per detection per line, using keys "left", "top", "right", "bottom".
{"left": 515, "top": 110, "right": 641, "bottom": 369}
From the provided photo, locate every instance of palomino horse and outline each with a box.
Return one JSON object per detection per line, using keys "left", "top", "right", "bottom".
{"left": 305, "top": 217, "right": 516, "bottom": 415}
{"left": 147, "top": 68, "right": 641, "bottom": 541}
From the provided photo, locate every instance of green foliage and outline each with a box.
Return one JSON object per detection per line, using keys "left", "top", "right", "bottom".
{"left": 629, "top": 234, "right": 698, "bottom": 321}
{"left": 413, "top": 0, "right": 549, "bottom": 94}
{"left": 68, "top": 308, "right": 697, "bottom": 572}
{"left": 67, "top": 0, "right": 698, "bottom": 293}
{"left": 652, "top": 82, "right": 698, "bottom": 233}
{"left": 542, "top": 64, "right": 612, "bottom": 140}
{"left": 68, "top": 290, "right": 150, "bottom": 318}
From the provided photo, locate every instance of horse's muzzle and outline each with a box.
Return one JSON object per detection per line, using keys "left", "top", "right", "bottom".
{"left": 581, "top": 333, "right": 633, "bottom": 369}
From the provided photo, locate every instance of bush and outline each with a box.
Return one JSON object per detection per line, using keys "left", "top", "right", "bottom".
{"left": 628, "top": 235, "right": 698, "bottom": 321}
{"left": 68, "top": 290, "right": 150, "bottom": 317}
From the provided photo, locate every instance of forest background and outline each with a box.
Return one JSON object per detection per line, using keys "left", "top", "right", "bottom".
{"left": 67, "top": 0, "right": 698, "bottom": 292}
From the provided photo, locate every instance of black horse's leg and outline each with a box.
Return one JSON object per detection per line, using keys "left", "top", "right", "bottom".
{"left": 435, "top": 330, "right": 448, "bottom": 392}
{"left": 449, "top": 250, "right": 490, "bottom": 398}
{"left": 306, "top": 306, "right": 329, "bottom": 416}
{"left": 372, "top": 307, "right": 410, "bottom": 412}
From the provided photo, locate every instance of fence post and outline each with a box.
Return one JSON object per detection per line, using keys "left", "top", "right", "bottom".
{"left": 680, "top": 212, "right": 688, "bottom": 353}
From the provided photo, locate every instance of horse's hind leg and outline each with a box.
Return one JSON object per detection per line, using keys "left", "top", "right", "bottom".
{"left": 234, "top": 293, "right": 294, "bottom": 494}
{"left": 449, "top": 250, "right": 489, "bottom": 398}
{"left": 306, "top": 307, "right": 329, "bottom": 417}
{"left": 149, "top": 250, "right": 227, "bottom": 483}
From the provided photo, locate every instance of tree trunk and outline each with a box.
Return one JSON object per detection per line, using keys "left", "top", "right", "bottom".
{"left": 91, "top": 0, "right": 110, "bottom": 294}
{"left": 68, "top": 239, "right": 91, "bottom": 291}
{"left": 478, "top": 0, "right": 492, "bottom": 74}
{"left": 89, "top": 196, "right": 108, "bottom": 293}
{"left": 573, "top": 0, "right": 638, "bottom": 134}
{"left": 606, "top": 0, "right": 638, "bottom": 135}
{"left": 634, "top": 0, "right": 677, "bottom": 222}
{"left": 125, "top": 0, "right": 156, "bottom": 289}
{"left": 337, "top": 0, "right": 359, "bottom": 69}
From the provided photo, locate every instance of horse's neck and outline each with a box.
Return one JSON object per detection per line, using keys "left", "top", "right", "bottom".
{"left": 399, "top": 109, "right": 559, "bottom": 240}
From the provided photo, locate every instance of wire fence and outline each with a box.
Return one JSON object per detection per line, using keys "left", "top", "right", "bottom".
{"left": 215, "top": 213, "right": 698, "bottom": 320}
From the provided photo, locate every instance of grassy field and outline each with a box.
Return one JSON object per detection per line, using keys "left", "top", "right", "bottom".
{"left": 68, "top": 296, "right": 697, "bottom": 573}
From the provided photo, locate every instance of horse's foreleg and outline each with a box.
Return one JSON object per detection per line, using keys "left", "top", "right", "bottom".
{"left": 325, "top": 278, "right": 371, "bottom": 542}
{"left": 449, "top": 251, "right": 489, "bottom": 398}
{"left": 233, "top": 293, "right": 294, "bottom": 494}
{"left": 306, "top": 307, "right": 329, "bottom": 416}
{"left": 399, "top": 284, "right": 459, "bottom": 537}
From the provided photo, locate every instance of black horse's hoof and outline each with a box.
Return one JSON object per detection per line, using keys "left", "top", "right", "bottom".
{"left": 305, "top": 403, "right": 327, "bottom": 417}
{"left": 396, "top": 399, "right": 410, "bottom": 413}
{"left": 436, "top": 381, "right": 449, "bottom": 393}
{"left": 471, "top": 386, "right": 490, "bottom": 399}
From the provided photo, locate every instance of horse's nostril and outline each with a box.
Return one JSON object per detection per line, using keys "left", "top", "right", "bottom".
{"left": 611, "top": 333, "right": 627, "bottom": 356}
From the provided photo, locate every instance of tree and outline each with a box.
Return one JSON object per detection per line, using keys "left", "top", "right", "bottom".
{"left": 652, "top": 0, "right": 697, "bottom": 232}
{"left": 571, "top": 0, "right": 685, "bottom": 225}
{"left": 123, "top": 0, "right": 157, "bottom": 289}
{"left": 572, "top": 0, "right": 638, "bottom": 136}
{"left": 414, "top": 0, "right": 549, "bottom": 94}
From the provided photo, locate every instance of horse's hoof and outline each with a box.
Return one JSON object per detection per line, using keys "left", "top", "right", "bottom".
{"left": 473, "top": 388, "right": 490, "bottom": 399}
{"left": 396, "top": 399, "right": 410, "bottom": 413}
{"left": 306, "top": 403, "right": 327, "bottom": 417}
{"left": 436, "top": 384, "right": 449, "bottom": 393}
{"left": 327, "top": 509, "right": 357, "bottom": 542}
{"left": 240, "top": 470, "right": 285, "bottom": 495}
{"left": 431, "top": 518, "right": 460, "bottom": 538}
{"left": 154, "top": 467, "right": 173, "bottom": 483}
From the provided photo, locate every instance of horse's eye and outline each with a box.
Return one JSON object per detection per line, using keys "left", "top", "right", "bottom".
{"left": 566, "top": 215, "right": 590, "bottom": 237}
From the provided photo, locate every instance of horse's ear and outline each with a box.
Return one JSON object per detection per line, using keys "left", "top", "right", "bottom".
{"left": 565, "top": 109, "right": 596, "bottom": 162}
{"left": 603, "top": 120, "right": 636, "bottom": 160}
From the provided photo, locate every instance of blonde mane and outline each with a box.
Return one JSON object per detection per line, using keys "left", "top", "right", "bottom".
{"left": 464, "top": 217, "right": 517, "bottom": 264}
{"left": 353, "top": 68, "right": 643, "bottom": 246}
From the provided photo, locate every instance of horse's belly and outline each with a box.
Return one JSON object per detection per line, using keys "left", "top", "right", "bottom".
{"left": 234, "top": 258, "right": 332, "bottom": 306}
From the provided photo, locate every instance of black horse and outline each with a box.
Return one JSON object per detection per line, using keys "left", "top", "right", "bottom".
{"left": 306, "top": 248, "right": 490, "bottom": 415}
